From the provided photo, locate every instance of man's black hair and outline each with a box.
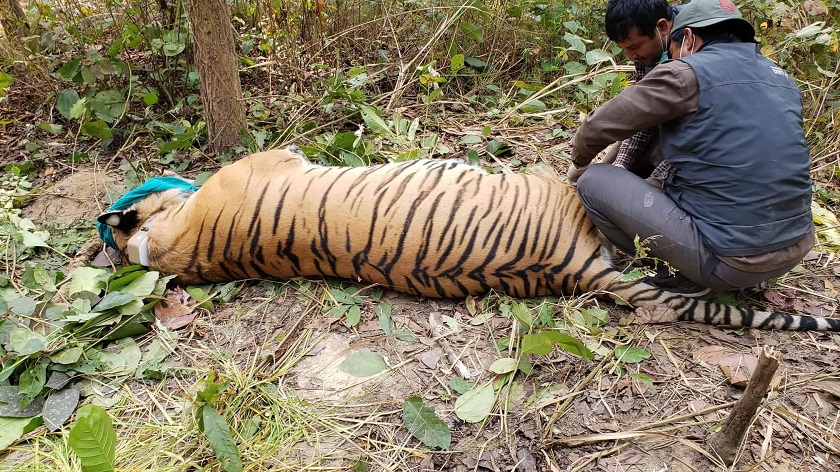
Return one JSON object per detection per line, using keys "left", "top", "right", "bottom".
{"left": 669, "top": 21, "right": 748, "bottom": 47}
{"left": 605, "top": 0, "right": 675, "bottom": 42}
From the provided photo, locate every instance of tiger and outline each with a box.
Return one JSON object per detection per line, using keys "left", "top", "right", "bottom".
{"left": 98, "top": 146, "right": 840, "bottom": 331}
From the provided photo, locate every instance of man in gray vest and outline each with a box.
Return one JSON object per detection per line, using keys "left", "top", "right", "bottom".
{"left": 567, "top": 0, "right": 815, "bottom": 296}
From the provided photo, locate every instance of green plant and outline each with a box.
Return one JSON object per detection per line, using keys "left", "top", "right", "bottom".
{"left": 191, "top": 373, "right": 243, "bottom": 472}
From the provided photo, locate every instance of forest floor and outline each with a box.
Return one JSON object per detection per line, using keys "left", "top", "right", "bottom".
{"left": 3, "top": 112, "right": 839, "bottom": 471}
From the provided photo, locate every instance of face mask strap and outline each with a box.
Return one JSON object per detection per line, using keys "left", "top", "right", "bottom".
{"left": 657, "top": 23, "right": 669, "bottom": 63}
{"left": 679, "top": 30, "right": 695, "bottom": 59}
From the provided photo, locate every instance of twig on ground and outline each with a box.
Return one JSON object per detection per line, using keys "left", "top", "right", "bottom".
{"left": 708, "top": 345, "right": 780, "bottom": 466}
{"left": 429, "top": 311, "right": 471, "bottom": 379}
{"left": 542, "top": 349, "right": 615, "bottom": 441}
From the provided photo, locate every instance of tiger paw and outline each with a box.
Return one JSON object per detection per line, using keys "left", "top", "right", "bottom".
{"left": 635, "top": 305, "right": 679, "bottom": 324}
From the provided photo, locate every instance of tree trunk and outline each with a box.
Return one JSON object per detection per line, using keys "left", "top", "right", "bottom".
{"left": 183, "top": 0, "right": 246, "bottom": 154}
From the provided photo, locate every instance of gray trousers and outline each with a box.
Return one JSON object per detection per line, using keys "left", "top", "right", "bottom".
{"left": 576, "top": 164, "right": 797, "bottom": 291}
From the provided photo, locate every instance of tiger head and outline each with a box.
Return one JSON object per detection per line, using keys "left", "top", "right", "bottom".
{"left": 97, "top": 188, "right": 192, "bottom": 265}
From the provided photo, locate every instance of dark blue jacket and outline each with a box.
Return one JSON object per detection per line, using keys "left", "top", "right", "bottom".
{"left": 660, "top": 42, "right": 812, "bottom": 256}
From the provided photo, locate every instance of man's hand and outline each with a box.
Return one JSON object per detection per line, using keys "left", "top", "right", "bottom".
{"left": 566, "top": 162, "right": 589, "bottom": 186}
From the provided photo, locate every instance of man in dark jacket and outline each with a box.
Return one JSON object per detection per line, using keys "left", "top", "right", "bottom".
{"left": 567, "top": 0, "right": 815, "bottom": 296}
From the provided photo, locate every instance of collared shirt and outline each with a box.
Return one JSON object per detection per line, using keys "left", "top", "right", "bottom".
{"left": 611, "top": 61, "right": 672, "bottom": 183}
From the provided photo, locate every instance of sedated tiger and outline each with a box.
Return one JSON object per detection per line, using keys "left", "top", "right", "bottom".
{"left": 98, "top": 147, "right": 840, "bottom": 331}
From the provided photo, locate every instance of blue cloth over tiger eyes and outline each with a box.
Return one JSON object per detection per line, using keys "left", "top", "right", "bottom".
{"left": 97, "top": 176, "right": 199, "bottom": 249}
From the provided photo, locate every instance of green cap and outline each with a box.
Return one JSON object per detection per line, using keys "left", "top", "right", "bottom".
{"left": 671, "top": 0, "right": 756, "bottom": 42}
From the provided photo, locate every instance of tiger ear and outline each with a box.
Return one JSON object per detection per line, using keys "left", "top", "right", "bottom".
{"left": 97, "top": 209, "right": 139, "bottom": 232}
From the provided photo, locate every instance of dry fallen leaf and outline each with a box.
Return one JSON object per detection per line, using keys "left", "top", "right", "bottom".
{"left": 718, "top": 353, "right": 756, "bottom": 387}
{"left": 717, "top": 353, "right": 783, "bottom": 389}
{"left": 692, "top": 345, "right": 729, "bottom": 365}
{"left": 154, "top": 287, "right": 197, "bottom": 330}
{"left": 764, "top": 290, "right": 791, "bottom": 309}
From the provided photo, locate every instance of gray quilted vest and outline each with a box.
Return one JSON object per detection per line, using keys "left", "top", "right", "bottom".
{"left": 660, "top": 42, "right": 812, "bottom": 256}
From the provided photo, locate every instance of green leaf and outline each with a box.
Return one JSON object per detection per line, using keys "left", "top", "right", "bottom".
{"left": 68, "top": 404, "right": 116, "bottom": 472}
{"left": 135, "top": 332, "right": 178, "bottom": 379}
{"left": 466, "top": 148, "right": 480, "bottom": 165}
{"left": 94, "top": 291, "right": 138, "bottom": 311}
{"left": 97, "top": 337, "right": 142, "bottom": 375}
{"left": 143, "top": 92, "right": 159, "bottom": 106}
{"left": 402, "top": 396, "right": 451, "bottom": 450}
{"left": 50, "top": 346, "right": 84, "bottom": 365}
{"left": 344, "top": 304, "right": 361, "bottom": 328}
{"left": 195, "top": 374, "right": 228, "bottom": 404}
{"left": 630, "top": 373, "right": 655, "bottom": 390}
{"left": 327, "top": 304, "right": 350, "bottom": 319}
{"left": 0, "top": 70, "right": 13, "bottom": 88}
{"left": 186, "top": 286, "right": 214, "bottom": 310}
{"left": 521, "top": 332, "right": 552, "bottom": 355}
{"left": 44, "top": 388, "right": 81, "bottom": 431}
{"left": 564, "top": 32, "right": 587, "bottom": 54}
{"left": 9, "top": 296, "right": 37, "bottom": 316}
{"left": 585, "top": 49, "right": 613, "bottom": 65}
{"left": 107, "top": 269, "right": 145, "bottom": 292}
{"left": 454, "top": 383, "right": 495, "bottom": 423}
{"left": 327, "top": 288, "right": 363, "bottom": 305}
{"left": 0, "top": 416, "right": 42, "bottom": 450}
{"left": 620, "top": 269, "right": 645, "bottom": 282}
{"left": 450, "top": 53, "right": 465, "bottom": 74}
{"left": 81, "top": 120, "right": 113, "bottom": 141}
{"left": 9, "top": 327, "right": 48, "bottom": 355}
{"left": 45, "top": 371, "right": 72, "bottom": 390}
{"left": 510, "top": 302, "right": 532, "bottom": 328}
{"left": 120, "top": 271, "right": 159, "bottom": 297}
{"left": 69, "top": 267, "right": 110, "bottom": 296}
{"left": 375, "top": 302, "right": 393, "bottom": 335}
{"left": 517, "top": 355, "right": 533, "bottom": 375}
{"left": 459, "top": 22, "right": 483, "bottom": 42}
{"left": 23, "top": 262, "right": 56, "bottom": 292}
{"left": 359, "top": 105, "right": 390, "bottom": 135}
{"left": 19, "top": 360, "right": 48, "bottom": 400}
{"left": 393, "top": 329, "right": 417, "bottom": 342}
{"left": 464, "top": 57, "right": 487, "bottom": 68}
{"left": 577, "top": 307, "right": 609, "bottom": 328}
{"left": 39, "top": 122, "right": 63, "bottom": 134}
{"left": 197, "top": 405, "right": 243, "bottom": 472}
{"left": 458, "top": 134, "right": 483, "bottom": 145}
{"left": 795, "top": 22, "right": 824, "bottom": 39}
{"left": 89, "top": 90, "right": 125, "bottom": 123}
{"left": 70, "top": 96, "right": 88, "bottom": 120}
{"left": 449, "top": 377, "right": 474, "bottom": 395}
{"left": 615, "top": 345, "right": 651, "bottom": 364}
{"left": 544, "top": 331, "right": 594, "bottom": 359}
{"left": 0, "top": 386, "right": 45, "bottom": 417}
{"left": 21, "top": 228, "right": 50, "bottom": 248}
{"left": 338, "top": 351, "right": 387, "bottom": 377}
{"left": 520, "top": 98, "right": 546, "bottom": 113}
{"left": 488, "top": 357, "right": 518, "bottom": 375}
{"left": 55, "top": 58, "right": 81, "bottom": 81}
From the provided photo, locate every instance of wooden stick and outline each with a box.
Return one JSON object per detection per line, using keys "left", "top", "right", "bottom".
{"left": 708, "top": 346, "right": 780, "bottom": 466}
{"left": 429, "top": 311, "right": 472, "bottom": 379}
